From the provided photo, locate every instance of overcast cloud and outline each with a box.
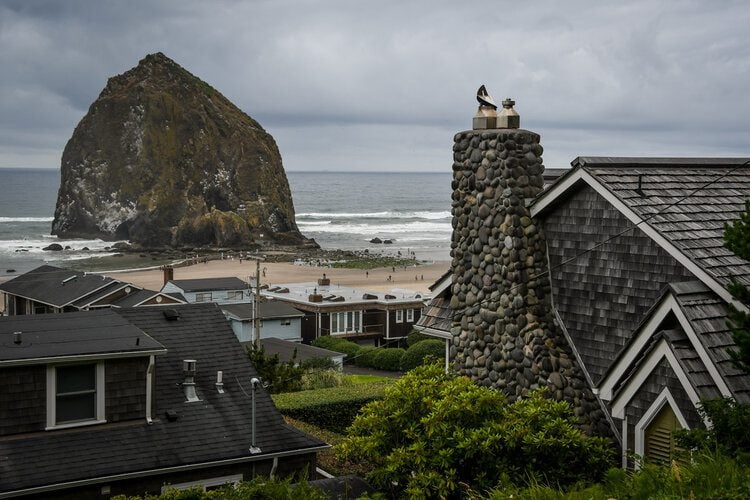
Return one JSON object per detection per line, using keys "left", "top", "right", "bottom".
{"left": 1, "top": 0, "right": 749, "bottom": 171}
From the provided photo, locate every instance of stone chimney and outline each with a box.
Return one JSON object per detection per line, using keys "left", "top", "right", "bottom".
{"left": 450, "top": 91, "right": 606, "bottom": 434}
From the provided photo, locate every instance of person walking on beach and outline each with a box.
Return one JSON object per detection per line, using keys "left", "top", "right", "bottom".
{"left": 365, "top": 270, "right": 369, "bottom": 278}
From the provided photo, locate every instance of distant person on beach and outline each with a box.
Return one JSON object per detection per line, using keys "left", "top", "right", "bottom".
{"left": 366, "top": 271, "right": 369, "bottom": 278}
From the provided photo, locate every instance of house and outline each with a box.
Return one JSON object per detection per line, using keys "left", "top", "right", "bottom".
{"left": 0, "top": 304, "right": 326, "bottom": 498}
{"left": 161, "top": 277, "right": 251, "bottom": 305}
{"left": 419, "top": 156, "right": 750, "bottom": 467}
{"left": 0, "top": 264, "right": 184, "bottom": 316}
{"left": 260, "top": 278, "right": 425, "bottom": 346}
{"left": 221, "top": 301, "right": 305, "bottom": 342}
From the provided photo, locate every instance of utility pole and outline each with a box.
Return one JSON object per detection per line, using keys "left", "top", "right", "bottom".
{"left": 249, "top": 255, "right": 265, "bottom": 345}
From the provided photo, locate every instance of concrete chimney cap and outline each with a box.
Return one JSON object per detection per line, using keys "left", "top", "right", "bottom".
{"left": 502, "top": 98, "right": 516, "bottom": 108}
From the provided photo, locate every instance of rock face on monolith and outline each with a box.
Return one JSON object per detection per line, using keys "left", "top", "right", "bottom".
{"left": 450, "top": 99, "right": 607, "bottom": 434}
{"left": 52, "top": 52, "right": 311, "bottom": 248}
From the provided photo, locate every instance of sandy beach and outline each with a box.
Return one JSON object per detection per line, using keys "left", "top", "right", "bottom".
{"left": 106, "top": 259, "right": 450, "bottom": 295}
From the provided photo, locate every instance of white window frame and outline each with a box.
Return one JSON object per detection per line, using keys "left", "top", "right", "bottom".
{"left": 633, "top": 387, "right": 689, "bottom": 468}
{"left": 195, "top": 292, "right": 213, "bottom": 302}
{"left": 161, "top": 474, "right": 243, "bottom": 493}
{"left": 396, "top": 310, "right": 404, "bottom": 323}
{"left": 406, "top": 308, "right": 414, "bottom": 322}
{"left": 331, "top": 310, "right": 362, "bottom": 334}
{"left": 226, "top": 291, "right": 244, "bottom": 300}
{"left": 46, "top": 362, "right": 106, "bottom": 430}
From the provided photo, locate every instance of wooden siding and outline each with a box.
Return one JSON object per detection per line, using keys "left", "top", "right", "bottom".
{"left": 0, "top": 366, "right": 46, "bottom": 436}
{"left": 105, "top": 358, "right": 148, "bottom": 423}
{"left": 542, "top": 184, "right": 694, "bottom": 383}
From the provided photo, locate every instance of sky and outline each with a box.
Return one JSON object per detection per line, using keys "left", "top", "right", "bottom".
{"left": 1, "top": 0, "right": 749, "bottom": 172}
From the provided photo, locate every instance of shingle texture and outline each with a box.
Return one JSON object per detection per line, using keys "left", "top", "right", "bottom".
{"left": 542, "top": 184, "right": 694, "bottom": 383}
{"left": 0, "top": 265, "right": 117, "bottom": 308}
{"left": 415, "top": 296, "right": 451, "bottom": 334}
{"left": 0, "top": 309, "right": 164, "bottom": 362}
{"left": 575, "top": 157, "right": 750, "bottom": 288}
{"left": 0, "top": 304, "right": 324, "bottom": 493}
{"left": 222, "top": 302, "right": 304, "bottom": 321}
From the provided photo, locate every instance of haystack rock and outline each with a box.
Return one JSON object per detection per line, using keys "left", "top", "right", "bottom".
{"left": 52, "top": 52, "right": 312, "bottom": 249}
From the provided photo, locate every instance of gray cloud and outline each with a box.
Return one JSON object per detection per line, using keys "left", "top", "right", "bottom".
{"left": 1, "top": 0, "right": 749, "bottom": 170}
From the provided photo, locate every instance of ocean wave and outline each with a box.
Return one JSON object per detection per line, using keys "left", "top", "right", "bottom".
{"left": 0, "top": 237, "right": 121, "bottom": 256}
{"left": 299, "top": 220, "right": 451, "bottom": 235}
{"left": 297, "top": 220, "right": 332, "bottom": 226}
{"left": 0, "top": 216, "right": 54, "bottom": 223}
{"left": 297, "top": 210, "right": 450, "bottom": 220}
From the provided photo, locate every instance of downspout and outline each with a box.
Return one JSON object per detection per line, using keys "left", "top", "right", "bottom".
{"left": 270, "top": 457, "right": 278, "bottom": 478}
{"left": 145, "top": 355, "right": 155, "bottom": 424}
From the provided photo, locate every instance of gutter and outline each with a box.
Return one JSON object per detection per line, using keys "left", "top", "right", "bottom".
{"left": 0, "top": 445, "right": 330, "bottom": 499}
{"left": 0, "top": 349, "right": 167, "bottom": 367}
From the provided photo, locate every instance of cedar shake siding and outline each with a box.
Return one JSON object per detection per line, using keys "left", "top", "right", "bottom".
{"left": 0, "top": 366, "right": 46, "bottom": 436}
{"left": 542, "top": 184, "right": 694, "bottom": 383}
{"left": 105, "top": 358, "right": 149, "bottom": 423}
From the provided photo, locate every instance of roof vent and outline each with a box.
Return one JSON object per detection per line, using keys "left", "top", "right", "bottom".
{"left": 13, "top": 331, "right": 22, "bottom": 345}
{"left": 362, "top": 293, "right": 378, "bottom": 300}
{"left": 61, "top": 275, "right": 78, "bottom": 285}
{"left": 498, "top": 98, "right": 520, "bottom": 129}
{"left": 182, "top": 360, "right": 200, "bottom": 402}
{"left": 384, "top": 294, "right": 396, "bottom": 300}
{"left": 635, "top": 174, "right": 646, "bottom": 197}
{"left": 216, "top": 371, "right": 225, "bottom": 394}
{"left": 163, "top": 309, "right": 180, "bottom": 321}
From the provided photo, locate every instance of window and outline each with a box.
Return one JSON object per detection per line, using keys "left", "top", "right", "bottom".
{"left": 396, "top": 310, "right": 403, "bottom": 323}
{"left": 195, "top": 292, "right": 213, "bottom": 302}
{"left": 330, "top": 311, "right": 362, "bottom": 334}
{"left": 280, "top": 319, "right": 291, "bottom": 326}
{"left": 406, "top": 309, "right": 414, "bottom": 322}
{"left": 47, "top": 362, "right": 105, "bottom": 429}
{"left": 226, "top": 291, "right": 244, "bottom": 300}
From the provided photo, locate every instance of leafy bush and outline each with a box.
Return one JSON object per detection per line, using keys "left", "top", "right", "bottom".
{"left": 486, "top": 451, "right": 750, "bottom": 500}
{"left": 246, "top": 343, "right": 303, "bottom": 394}
{"left": 352, "top": 346, "right": 378, "bottom": 367}
{"left": 311, "top": 337, "right": 361, "bottom": 359}
{"left": 675, "top": 398, "right": 750, "bottom": 459}
{"left": 401, "top": 339, "right": 444, "bottom": 371}
{"left": 338, "top": 363, "right": 614, "bottom": 498}
{"left": 300, "top": 368, "right": 347, "bottom": 391}
{"left": 371, "top": 348, "right": 405, "bottom": 371}
{"left": 272, "top": 382, "right": 390, "bottom": 433}
{"left": 406, "top": 329, "right": 429, "bottom": 347}
{"left": 300, "top": 356, "right": 337, "bottom": 370}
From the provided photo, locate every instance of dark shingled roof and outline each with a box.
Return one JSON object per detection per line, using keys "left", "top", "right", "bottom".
{"left": 415, "top": 297, "right": 451, "bottom": 337}
{"left": 574, "top": 157, "right": 750, "bottom": 288}
{"left": 0, "top": 265, "right": 118, "bottom": 308}
{"left": 166, "top": 277, "right": 249, "bottom": 292}
{"left": 222, "top": 302, "right": 304, "bottom": 321}
{"left": 256, "top": 338, "right": 344, "bottom": 364}
{"left": 0, "top": 309, "right": 164, "bottom": 363}
{"left": 0, "top": 304, "right": 325, "bottom": 493}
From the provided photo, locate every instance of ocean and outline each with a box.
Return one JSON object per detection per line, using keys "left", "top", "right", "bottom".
{"left": 0, "top": 169, "right": 453, "bottom": 275}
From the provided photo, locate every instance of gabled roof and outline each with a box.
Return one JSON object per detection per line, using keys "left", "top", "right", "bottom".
{"left": 222, "top": 302, "right": 304, "bottom": 321}
{"left": 110, "top": 289, "right": 186, "bottom": 308}
{"left": 531, "top": 157, "right": 750, "bottom": 306}
{"left": 166, "top": 277, "right": 249, "bottom": 292}
{"left": 0, "top": 265, "right": 119, "bottom": 308}
{"left": 256, "top": 337, "right": 344, "bottom": 364}
{"left": 0, "top": 309, "right": 165, "bottom": 365}
{"left": 0, "top": 304, "right": 326, "bottom": 494}
{"left": 599, "top": 281, "right": 750, "bottom": 405}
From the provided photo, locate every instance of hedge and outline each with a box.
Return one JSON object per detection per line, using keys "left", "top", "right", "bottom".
{"left": 352, "top": 346, "right": 378, "bottom": 367}
{"left": 373, "top": 348, "right": 405, "bottom": 371}
{"left": 401, "top": 339, "right": 445, "bottom": 371}
{"left": 272, "top": 382, "right": 390, "bottom": 433}
{"left": 311, "top": 337, "right": 361, "bottom": 358}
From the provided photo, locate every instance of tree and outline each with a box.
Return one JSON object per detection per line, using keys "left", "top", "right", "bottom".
{"left": 338, "top": 363, "right": 614, "bottom": 498}
{"left": 724, "top": 200, "right": 750, "bottom": 373}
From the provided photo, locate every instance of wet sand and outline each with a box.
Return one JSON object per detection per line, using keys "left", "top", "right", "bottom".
{"left": 106, "top": 258, "right": 450, "bottom": 294}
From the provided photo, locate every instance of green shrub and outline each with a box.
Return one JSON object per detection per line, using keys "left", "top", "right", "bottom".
{"left": 371, "top": 348, "right": 405, "bottom": 371}
{"left": 675, "top": 398, "right": 750, "bottom": 459}
{"left": 353, "top": 346, "right": 378, "bottom": 367}
{"left": 311, "top": 337, "right": 361, "bottom": 359}
{"left": 246, "top": 344, "right": 303, "bottom": 394}
{"left": 300, "top": 368, "right": 346, "bottom": 391}
{"left": 300, "top": 356, "right": 336, "bottom": 370}
{"left": 273, "top": 382, "right": 390, "bottom": 433}
{"left": 406, "top": 329, "right": 429, "bottom": 347}
{"left": 338, "top": 363, "right": 614, "bottom": 498}
{"left": 401, "top": 339, "right": 444, "bottom": 371}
